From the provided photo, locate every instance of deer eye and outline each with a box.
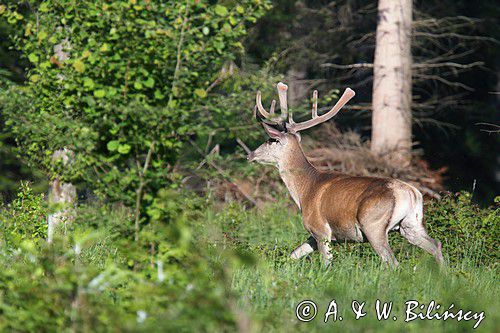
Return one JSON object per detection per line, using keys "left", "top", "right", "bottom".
{"left": 268, "top": 138, "right": 279, "bottom": 144}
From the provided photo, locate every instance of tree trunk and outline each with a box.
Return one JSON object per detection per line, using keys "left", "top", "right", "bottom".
{"left": 47, "top": 40, "right": 77, "bottom": 243}
{"left": 371, "top": 0, "right": 413, "bottom": 166}
{"left": 47, "top": 149, "right": 76, "bottom": 243}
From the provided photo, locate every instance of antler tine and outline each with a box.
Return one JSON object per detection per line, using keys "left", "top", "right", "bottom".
{"left": 256, "top": 91, "right": 270, "bottom": 119}
{"left": 276, "top": 82, "right": 288, "bottom": 121}
{"left": 312, "top": 90, "right": 318, "bottom": 118}
{"left": 287, "top": 88, "right": 355, "bottom": 133}
{"left": 270, "top": 99, "right": 276, "bottom": 116}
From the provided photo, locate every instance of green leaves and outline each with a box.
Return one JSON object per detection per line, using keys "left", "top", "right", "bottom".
{"left": 214, "top": 5, "right": 228, "bottom": 16}
{"left": 107, "top": 140, "right": 120, "bottom": 152}
{"left": 154, "top": 90, "right": 164, "bottom": 100}
{"left": 28, "top": 53, "right": 38, "bottom": 63}
{"left": 73, "top": 59, "right": 85, "bottom": 73}
{"left": 194, "top": 88, "right": 207, "bottom": 98}
{"left": 93, "top": 89, "right": 106, "bottom": 98}
{"left": 117, "top": 144, "right": 131, "bottom": 154}
{"left": 83, "top": 77, "right": 95, "bottom": 89}
{"left": 133, "top": 81, "right": 143, "bottom": 90}
{"left": 37, "top": 30, "right": 48, "bottom": 41}
{"left": 143, "top": 77, "right": 155, "bottom": 88}
{"left": 108, "top": 141, "right": 131, "bottom": 155}
{"left": 29, "top": 74, "right": 40, "bottom": 82}
{"left": 3, "top": 0, "right": 271, "bottom": 208}
{"left": 99, "top": 43, "right": 110, "bottom": 52}
{"left": 2, "top": 182, "right": 47, "bottom": 241}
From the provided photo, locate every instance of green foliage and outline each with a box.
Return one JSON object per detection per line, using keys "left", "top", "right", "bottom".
{"left": 0, "top": 185, "right": 248, "bottom": 331}
{"left": 0, "top": 184, "right": 498, "bottom": 332}
{"left": 425, "top": 192, "right": 499, "bottom": 264}
{"left": 0, "top": 0, "right": 270, "bottom": 207}
{"left": 0, "top": 182, "right": 47, "bottom": 245}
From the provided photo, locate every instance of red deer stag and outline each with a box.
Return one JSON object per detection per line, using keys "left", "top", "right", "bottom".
{"left": 247, "top": 82, "right": 444, "bottom": 267}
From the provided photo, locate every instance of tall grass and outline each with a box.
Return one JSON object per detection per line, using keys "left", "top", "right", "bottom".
{"left": 194, "top": 201, "right": 499, "bottom": 332}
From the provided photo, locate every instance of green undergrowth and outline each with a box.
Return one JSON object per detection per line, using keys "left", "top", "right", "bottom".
{"left": 0, "top": 185, "right": 497, "bottom": 332}
{"left": 193, "top": 193, "right": 498, "bottom": 332}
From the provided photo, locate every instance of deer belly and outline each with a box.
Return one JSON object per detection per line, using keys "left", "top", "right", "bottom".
{"left": 330, "top": 222, "right": 365, "bottom": 242}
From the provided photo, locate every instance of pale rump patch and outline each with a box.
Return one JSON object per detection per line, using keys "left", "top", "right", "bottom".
{"left": 387, "top": 180, "right": 421, "bottom": 232}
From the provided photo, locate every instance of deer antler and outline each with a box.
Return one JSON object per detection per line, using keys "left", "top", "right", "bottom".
{"left": 255, "top": 83, "right": 289, "bottom": 124}
{"left": 254, "top": 82, "right": 355, "bottom": 132}
{"left": 287, "top": 87, "right": 355, "bottom": 133}
{"left": 276, "top": 82, "right": 288, "bottom": 122}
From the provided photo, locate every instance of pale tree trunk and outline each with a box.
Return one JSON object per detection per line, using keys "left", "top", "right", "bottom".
{"left": 47, "top": 39, "right": 77, "bottom": 243}
{"left": 371, "top": 0, "right": 413, "bottom": 166}
{"left": 47, "top": 149, "right": 76, "bottom": 243}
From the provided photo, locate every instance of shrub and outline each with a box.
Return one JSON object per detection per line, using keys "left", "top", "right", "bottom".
{"left": 0, "top": 185, "right": 250, "bottom": 331}
{"left": 425, "top": 192, "right": 499, "bottom": 265}
{"left": 0, "top": 0, "right": 270, "bottom": 233}
{"left": 0, "top": 182, "right": 47, "bottom": 246}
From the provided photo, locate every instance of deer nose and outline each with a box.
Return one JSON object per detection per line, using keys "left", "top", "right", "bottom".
{"left": 247, "top": 151, "right": 255, "bottom": 162}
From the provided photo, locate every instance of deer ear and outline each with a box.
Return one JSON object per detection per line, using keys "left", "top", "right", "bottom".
{"left": 262, "top": 123, "right": 284, "bottom": 140}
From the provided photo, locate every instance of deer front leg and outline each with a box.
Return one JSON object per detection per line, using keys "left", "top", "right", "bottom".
{"left": 316, "top": 237, "right": 333, "bottom": 266}
{"left": 309, "top": 222, "right": 333, "bottom": 266}
{"left": 290, "top": 236, "right": 317, "bottom": 259}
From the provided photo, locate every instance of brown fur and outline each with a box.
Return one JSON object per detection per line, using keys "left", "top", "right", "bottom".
{"left": 281, "top": 137, "right": 396, "bottom": 242}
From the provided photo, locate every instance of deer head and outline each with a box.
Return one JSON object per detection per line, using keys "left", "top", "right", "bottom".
{"left": 247, "top": 82, "right": 356, "bottom": 166}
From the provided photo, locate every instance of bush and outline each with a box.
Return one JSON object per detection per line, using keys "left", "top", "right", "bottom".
{"left": 0, "top": 185, "right": 497, "bottom": 331}
{"left": 0, "top": 0, "right": 270, "bottom": 212}
{"left": 0, "top": 184, "right": 250, "bottom": 331}
{"left": 425, "top": 192, "right": 499, "bottom": 265}
{"left": 0, "top": 182, "right": 47, "bottom": 246}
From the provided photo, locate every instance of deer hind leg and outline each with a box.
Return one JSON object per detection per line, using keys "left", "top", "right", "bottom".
{"left": 400, "top": 214, "right": 444, "bottom": 265}
{"left": 359, "top": 205, "right": 399, "bottom": 268}
{"left": 290, "top": 236, "right": 317, "bottom": 260}
{"left": 363, "top": 227, "right": 399, "bottom": 268}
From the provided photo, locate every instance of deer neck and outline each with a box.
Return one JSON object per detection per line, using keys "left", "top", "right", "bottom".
{"left": 277, "top": 147, "right": 318, "bottom": 210}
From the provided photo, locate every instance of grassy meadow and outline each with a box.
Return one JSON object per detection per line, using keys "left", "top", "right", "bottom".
{"left": 194, "top": 200, "right": 499, "bottom": 332}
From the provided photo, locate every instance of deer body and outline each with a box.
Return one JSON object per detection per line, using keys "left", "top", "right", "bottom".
{"left": 248, "top": 82, "right": 444, "bottom": 267}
